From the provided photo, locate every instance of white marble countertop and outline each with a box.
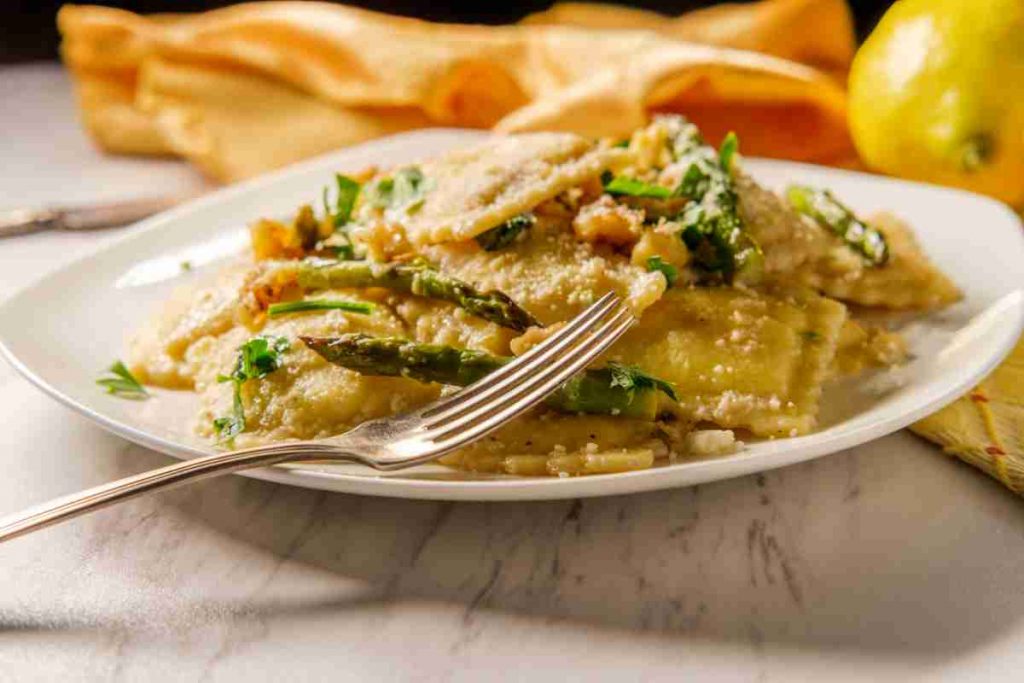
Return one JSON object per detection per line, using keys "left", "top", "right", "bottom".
{"left": 2, "top": 62, "right": 1024, "bottom": 682}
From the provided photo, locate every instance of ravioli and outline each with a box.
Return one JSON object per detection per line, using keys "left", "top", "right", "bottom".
{"left": 807, "top": 212, "right": 961, "bottom": 309}
{"left": 403, "top": 132, "right": 622, "bottom": 244}
{"left": 423, "top": 224, "right": 666, "bottom": 324}
{"left": 831, "top": 319, "right": 908, "bottom": 377}
{"left": 192, "top": 329, "right": 441, "bottom": 447}
{"left": 440, "top": 414, "right": 672, "bottom": 476}
{"left": 738, "top": 175, "right": 962, "bottom": 309}
{"left": 610, "top": 286, "right": 847, "bottom": 436}
{"left": 185, "top": 288, "right": 439, "bottom": 446}
{"left": 128, "top": 265, "right": 249, "bottom": 388}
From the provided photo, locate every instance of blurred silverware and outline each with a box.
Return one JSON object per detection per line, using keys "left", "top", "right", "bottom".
{"left": 0, "top": 196, "right": 186, "bottom": 238}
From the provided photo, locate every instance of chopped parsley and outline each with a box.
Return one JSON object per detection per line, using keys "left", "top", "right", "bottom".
{"left": 320, "top": 174, "right": 361, "bottom": 259}
{"left": 602, "top": 173, "right": 673, "bottom": 199}
{"left": 645, "top": 256, "right": 678, "bottom": 287}
{"left": 267, "top": 299, "right": 375, "bottom": 316}
{"left": 218, "top": 335, "right": 290, "bottom": 385}
{"left": 212, "top": 390, "right": 245, "bottom": 441}
{"left": 366, "top": 167, "right": 430, "bottom": 212}
{"left": 475, "top": 213, "right": 535, "bottom": 251}
{"left": 214, "top": 335, "right": 290, "bottom": 441}
{"left": 802, "top": 330, "right": 822, "bottom": 342}
{"left": 606, "top": 362, "right": 678, "bottom": 401}
{"left": 96, "top": 360, "right": 148, "bottom": 400}
{"left": 323, "top": 173, "right": 361, "bottom": 228}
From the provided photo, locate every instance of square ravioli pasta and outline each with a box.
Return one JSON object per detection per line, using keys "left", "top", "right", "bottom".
{"left": 610, "top": 287, "right": 847, "bottom": 437}
{"left": 387, "top": 132, "right": 624, "bottom": 245}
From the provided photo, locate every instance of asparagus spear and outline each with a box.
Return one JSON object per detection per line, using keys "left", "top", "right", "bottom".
{"left": 669, "top": 121, "right": 764, "bottom": 284}
{"left": 785, "top": 185, "right": 889, "bottom": 266}
{"left": 301, "top": 334, "right": 677, "bottom": 419}
{"left": 475, "top": 213, "right": 535, "bottom": 251}
{"left": 291, "top": 260, "right": 539, "bottom": 331}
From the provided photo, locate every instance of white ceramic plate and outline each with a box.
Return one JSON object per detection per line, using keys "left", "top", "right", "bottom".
{"left": 1, "top": 129, "right": 1022, "bottom": 501}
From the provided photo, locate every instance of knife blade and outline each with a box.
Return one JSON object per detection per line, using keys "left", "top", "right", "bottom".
{"left": 0, "top": 196, "right": 186, "bottom": 238}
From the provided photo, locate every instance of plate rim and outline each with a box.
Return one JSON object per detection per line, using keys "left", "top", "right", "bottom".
{"left": 2, "top": 128, "right": 1023, "bottom": 501}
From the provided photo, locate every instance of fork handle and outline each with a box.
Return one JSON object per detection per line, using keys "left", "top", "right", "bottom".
{"left": 0, "top": 444, "right": 345, "bottom": 544}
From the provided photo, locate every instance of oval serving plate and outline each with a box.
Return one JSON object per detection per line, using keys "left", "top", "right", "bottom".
{"left": 1, "top": 128, "right": 1022, "bottom": 501}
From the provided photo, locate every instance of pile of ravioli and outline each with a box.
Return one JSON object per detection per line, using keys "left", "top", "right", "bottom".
{"left": 130, "top": 117, "right": 959, "bottom": 477}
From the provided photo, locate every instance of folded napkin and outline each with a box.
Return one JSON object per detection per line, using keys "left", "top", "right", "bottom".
{"left": 522, "top": 0, "right": 855, "bottom": 80}
{"left": 58, "top": 0, "right": 855, "bottom": 182}
{"left": 912, "top": 341, "right": 1024, "bottom": 494}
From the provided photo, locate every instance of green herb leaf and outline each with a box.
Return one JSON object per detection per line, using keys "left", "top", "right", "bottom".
{"left": 213, "top": 388, "right": 245, "bottom": 441}
{"left": 96, "top": 360, "right": 148, "bottom": 400}
{"left": 475, "top": 213, "right": 535, "bottom": 251}
{"left": 320, "top": 229, "right": 359, "bottom": 261}
{"left": 213, "top": 335, "right": 290, "bottom": 440}
{"left": 676, "top": 162, "right": 711, "bottom": 199}
{"left": 718, "top": 131, "right": 739, "bottom": 173}
{"left": 606, "top": 361, "right": 678, "bottom": 401}
{"left": 801, "top": 330, "right": 822, "bottom": 342}
{"left": 233, "top": 335, "right": 290, "bottom": 383}
{"left": 603, "top": 175, "right": 673, "bottom": 199}
{"left": 391, "top": 168, "right": 427, "bottom": 208}
{"left": 366, "top": 167, "right": 430, "bottom": 211}
{"left": 268, "top": 299, "right": 375, "bottom": 316}
{"left": 366, "top": 178, "right": 394, "bottom": 209}
{"left": 320, "top": 174, "right": 362, "bottom": 260}
{"left": 323, "top": 173, "right": 361, "bottom": 228}
{"left": 645, "top": 256, "right": 678, "bottom": 287}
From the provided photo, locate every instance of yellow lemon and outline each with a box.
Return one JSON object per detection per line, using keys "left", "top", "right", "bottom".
{"left": 849, "top": 0, "right": 1024, "bottom": 207}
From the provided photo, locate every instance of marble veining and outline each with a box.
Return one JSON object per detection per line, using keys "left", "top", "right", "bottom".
{"left": 3, "top": 374, "right": 1024, "bottom": 681}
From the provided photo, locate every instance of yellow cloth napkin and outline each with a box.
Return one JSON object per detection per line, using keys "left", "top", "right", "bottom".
{"left": 522, "top": 0, "right": 856, "bottom": 80}
{"left": 58, "top": 0, "right": 855, "bottom": 182}
{"left": 912, "top": 340, "right": 1024, "bottom": 494}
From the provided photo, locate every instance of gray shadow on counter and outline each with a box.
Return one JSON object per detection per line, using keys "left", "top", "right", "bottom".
{"left": 130, "top": 429, "right": 1024, "bottom": 663}
{"left": 5, "top": 426, "right": 1023, "bottom": 665}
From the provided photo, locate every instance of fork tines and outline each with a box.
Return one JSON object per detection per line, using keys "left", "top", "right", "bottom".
{"left": 421, "top": 293, "right": 635, "bottom": 451}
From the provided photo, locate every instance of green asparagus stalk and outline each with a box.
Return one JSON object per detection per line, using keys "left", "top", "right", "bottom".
{"left": 301, "top": 334, "right": 677, "bottom": 419}
{"left": 475, "top": 213, "right": 535, "bottom": 251}
{"left": 291, "top": 259, "right": 539, "bottom": 331}
{"left": 669, "top": 121, "right": 764, "bottom": 284}
{"left": 785, "top": 185, "right": 889, "bottom": 266}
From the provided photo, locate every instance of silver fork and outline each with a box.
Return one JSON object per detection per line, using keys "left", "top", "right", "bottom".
{"left": 0, "top": 293, "right": 635, "bottom": 543}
